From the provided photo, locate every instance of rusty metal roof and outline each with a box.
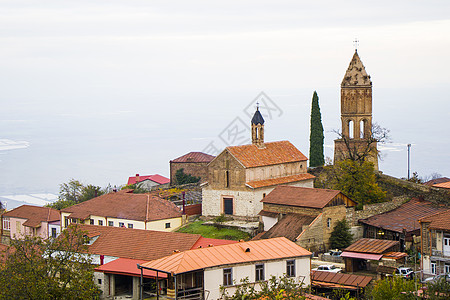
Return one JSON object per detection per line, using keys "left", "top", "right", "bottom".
{"left": 344, "top": 238, "right": 399, "bottom": 254}
{"left": 311, "top": 271, "right": 372, "bottom": 289}
{"left": 260, "top": 213, "right": 315, "bottom": 241}
{"left": 261, "top": 186, "right": 345, "bottom": 208}
{"left": 420, "top": 209, "right": 450, "bottom": 231}
{"left": 359, "top": 198, "right": 448, "bottom": 233}
{"left": 171, "top": 152, "right": 215, "bottom": 163}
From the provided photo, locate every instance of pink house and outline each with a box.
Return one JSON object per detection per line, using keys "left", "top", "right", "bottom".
{"left": 2, "top": 205, "right": 60, "bottom": 239}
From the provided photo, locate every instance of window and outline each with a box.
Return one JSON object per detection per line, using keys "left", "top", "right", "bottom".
{"left": 119, "top": 222, "right": 124, "bottom": 227}
{"left": 445, "top": 264, "right": 450, "bottom": 274}
{"left": 64, "top": 217, "right": 69, "bottom": 227}
{"left": 2, "top": 218, "right": 10, "bottom": 230}
{"left": 90, "top": 219, "right": 94, "bottom": 225}
{"left": 255, "top": 264, "right": 264, "bottom": 281}
{"left": 108, "top": 221, "right": 114, "bottom": 226}
{"left": 225, "top": 170, "right": 230, "bottom": 188}
{"left": 286, "top": 260, "right": 295, "bottom": 277}
{"left": 223, "top": 268, "right": 233, "bottom": 286}
{"left": 98, "top": 220, "right": 103, "bottom": 226}
{"left": 431, "top": 262, "right": 437, "bottom": 275}
{"left": 51, "top": 227, "right": 57, "bottom": 238}
{"left": 128, "top": 223, "right": 133, "bottom": 229}
{"left": 327, "top": 218, "right": 331, "bottom": 228}
{"left": 262, "top": 193, "right": 266, "bottom": 198}
{"left": 98, "top": 278, "right": 102, "bottom": 285}
{"left": 165, "top": 222, "right": 171, "bottom": 229}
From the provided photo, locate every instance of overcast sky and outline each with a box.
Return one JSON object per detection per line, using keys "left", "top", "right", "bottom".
{"left": 1, "top": 1, "right": 450, "bottom": 196}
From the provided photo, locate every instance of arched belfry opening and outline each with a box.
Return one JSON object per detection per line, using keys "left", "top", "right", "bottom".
{"left": 348, "top": 120, "right": 354, "bottom": 139}
{"left": 251, "top": 104, "right": 265, "bottom": 149}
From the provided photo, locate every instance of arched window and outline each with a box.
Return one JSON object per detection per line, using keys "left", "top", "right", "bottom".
{"left": 360, "top": 120, "right": 365, "bottom": 138}
{"left": 348, "top": 120, "right": 354, "bottom": 139}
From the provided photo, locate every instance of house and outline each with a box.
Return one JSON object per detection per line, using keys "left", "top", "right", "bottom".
{"left": 202, "top": 107, "right": 315, "bottom": 219}
{"left": 65, "top": 224, "right": 237, "bottom": 299}
{"left": 433, "top": 181, "right": 450, "bottom": 190}
{"left": 424, "top": 177, "right": 450, "bottom": 187}
{"left": 170, "top": 152, "right": 215, "bottom": 185}
{"left": 341, "top": 238, "right": 403, "bottom": 273}
{"left": 127, "top": 174, "right": 170, "bottom": 190}
{"left": 256, "top": 186, "right": 357, "bottom": 252}
{"left": 61, "top": 189, "right": 183, "bottom": 232}
{"left": 419, "top": 209, "right": 450, "bottom": 280}
{"left": 139, "top": 237, "right": 312, "bottom": 300}
{"left": 358, "top": 198, "right": 448, "bottom": 251}
{"left": 1, "top": 205, "right": 60, "bottom": 240}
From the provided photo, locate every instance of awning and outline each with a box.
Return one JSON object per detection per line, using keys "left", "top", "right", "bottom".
{"left": 341, "top": 251, "right": 383, "bottom": 260}
{"left": 95, "top": 258, "right": 167, "bottom": 278}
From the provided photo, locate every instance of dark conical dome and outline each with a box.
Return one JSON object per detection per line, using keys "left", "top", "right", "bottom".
{"left": 251, "top": 107, "right": 265, "bottom": 125}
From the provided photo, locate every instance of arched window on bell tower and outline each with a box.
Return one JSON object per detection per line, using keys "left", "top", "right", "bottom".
{"left": 348, "top": 120, "right": 354, "bottom": 139}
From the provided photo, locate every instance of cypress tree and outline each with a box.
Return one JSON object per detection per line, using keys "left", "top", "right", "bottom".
{"left": 309, "top": 91, "right": 325, "bottom": 167}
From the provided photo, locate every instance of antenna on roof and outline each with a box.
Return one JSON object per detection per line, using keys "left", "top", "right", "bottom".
{"left": 353, "top": 38, "right": 359, "bottom": 51}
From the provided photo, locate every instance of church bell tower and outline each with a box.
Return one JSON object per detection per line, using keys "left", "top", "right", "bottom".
{"left": 251, "top": 105, "right": 265, "bottom": 149}
{"left": 334, "top": 50, "right": 378, "bottom": 170}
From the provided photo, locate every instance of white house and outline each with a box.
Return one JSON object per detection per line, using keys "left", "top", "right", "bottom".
{"left": 140, "top": 237, "right": 312, "bottom": 300}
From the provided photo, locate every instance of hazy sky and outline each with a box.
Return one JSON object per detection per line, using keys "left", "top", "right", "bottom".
{"left": 1, "top": 1, "right": 450, "bottom": 196}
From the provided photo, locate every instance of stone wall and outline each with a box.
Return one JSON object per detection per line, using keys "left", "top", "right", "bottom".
{"left": 170, "top": 161, "right": 209, "bottom": 185}
{"left": 263, "top": 203, "right": 321, "bottom": 217}
{"left": 296, "top": 214, "right": 323, "bottom": 253}
{"left": 345, "top": 196, "right": 407, "bottom": 226}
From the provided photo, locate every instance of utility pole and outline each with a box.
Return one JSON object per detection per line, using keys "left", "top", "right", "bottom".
{"left": 407, "top": 144, "right": 411, "bottom": 180}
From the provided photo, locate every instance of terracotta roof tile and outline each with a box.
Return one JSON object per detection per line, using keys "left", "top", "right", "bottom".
{"left": 260, "top": 213, "right": 315, "bottom": 241}
{"left": 171, "top": 152, "right": 215, "bottom": 163}
{"left": 62, "top": 191, "right": 182, "bottom": 222}
{"left": 2, "top": 205, "right": 60, "bottom": 228}
{"left": 359, "top": 198, "right": 448, "bottom": 233}
{"left": 227, "top": 141, "right": 308, "bottom": 168}
{"left": 246, "top": 174, "right": 315, "bottom": 189}
{"left": 344, "top": 238, "right": 399, "bottom": 254}
{"left": 424, "top": 177, "right": 450, "bottom": 186}
{"left": 420, "top": 209, "right": 450, "bottom": 231}
{"left": 141, "top": 237, "right": 311, "bottom": 275}
{"left": 261, "top": 186, "right": 342, "bottom": 208}
{"left": 433, "top": 181, "right": 450, "bottom": 189}
{"left": 127, "top": 174, "right": 169, "bottom": 185}
{"left": 71, "top": 224, "right": 201, "bottom": 261}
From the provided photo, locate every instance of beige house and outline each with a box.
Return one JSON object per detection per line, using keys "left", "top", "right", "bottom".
{"left": 61, "top": 189, "right": 183, "bottom": 232}
{"left": 257, "top": 186, "right": 357, "bottom": 252}
{"left": 202, "top": 107, "right": 314, "bottom": 218}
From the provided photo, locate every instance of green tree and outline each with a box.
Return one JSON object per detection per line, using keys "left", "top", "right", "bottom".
{"left": 423, "top": 276, "right": 450, "bottom": 299}
{"left": 309, "top": 91, "right": 325, "bottom": 167}
{"left": 48, "top": 179, "right": 105, "bottom": 210}
{"left": 370, "top": 276, "right": 416, "bottom": 300}
{"left": 329, "top": 219, "right": 353, "bottom": 249}
{"left": 325, "top": 159, "right": 386, "bottom": 208}
{"left": 175, "top": 168, "right": 200, "bottom": 185}
{"left": 0, "top": 225, "right": 101, "bottom": 299}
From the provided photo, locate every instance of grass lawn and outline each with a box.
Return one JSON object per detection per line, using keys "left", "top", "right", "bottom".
{"left": 176, "top": 220, "right": 251, "bottom": 241}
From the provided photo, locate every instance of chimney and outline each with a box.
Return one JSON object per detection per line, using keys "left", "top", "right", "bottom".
{"left": 135, "top": 174, "right": 140, "bottom": 183}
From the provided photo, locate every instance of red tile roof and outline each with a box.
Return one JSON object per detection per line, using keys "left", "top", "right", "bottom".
{"left": 191, "top": 237, "right": 238, "bottom": 249}
{"left": 246, "top": 174, "right": 315, "bottom": 189}
{"left": 424, "top": 177, "right": 450, "bottom": 186}
{"left": 95, "top": 258, "right": 167, "bottom": 278}
{"left": 141, "top": 237, "right": 311, "bottom": 275}
{"left": 433, "top": 181, "right": 450, "bottom": 189}
{"left": 311, "top": 271, "right": 372, "bottom": 289}
{"left": 420, "top": 209, "right": 450, "bottom": 231}
{"left": 2, "top": 205, "right": 60, "bottom": 228}
{"left": 261, "top": 186, "right": 342, "bottom": 208}
{"left": 359, "top": 198, "right": 448, "bottom": 233}
{"left": 171, "top": 152, "right": 215, "bottom": 163}
{"left": 71, "top": 224, "right": 200, "bottom": 260}
{"left": 62, "top": 190, "right": 181, "bottom": 222}
{"left": 227, "top": 141, "right": 308, "bottom": 168}
{"left": 127, "top": 174, "right": 169, "bottom": 185}
{"left": 344, "top": 238, "right": 399, "bottom": 254}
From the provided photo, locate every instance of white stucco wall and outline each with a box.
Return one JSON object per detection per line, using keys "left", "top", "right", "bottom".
{"left": 203, "top": 257, "right": 310, "bottom": 300}
{"left": 262, "top": 216, "right": 278, "bottom": 231}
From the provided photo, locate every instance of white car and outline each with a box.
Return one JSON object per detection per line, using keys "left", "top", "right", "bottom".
{"left": 313, "top": 265, "right": 343, "bottom": 273}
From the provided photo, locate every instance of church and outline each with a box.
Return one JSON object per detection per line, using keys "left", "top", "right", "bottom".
{"left": 201, "top": 106, "right": 315, "bottom": 218}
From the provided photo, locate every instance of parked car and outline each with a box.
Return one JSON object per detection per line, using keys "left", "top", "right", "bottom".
{"left": 394, "top": 267, "right": 415, "bottom": 280}
{"left": 313, "top": 265, "right": 343, "bottom": 273}
{"left": 422, "top": 274, "right": 450, "bottom": 284}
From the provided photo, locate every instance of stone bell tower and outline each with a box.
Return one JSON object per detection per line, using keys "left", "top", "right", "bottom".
{"left": 334, "top": 50, "right": 378, "bottom": 170}
{"left": 251, "top": 105, "right": 265, "bottom": 148}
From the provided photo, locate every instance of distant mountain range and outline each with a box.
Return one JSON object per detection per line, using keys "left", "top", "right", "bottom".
{"left": 0, "top": 194, "right": 57, "bottom": 210}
